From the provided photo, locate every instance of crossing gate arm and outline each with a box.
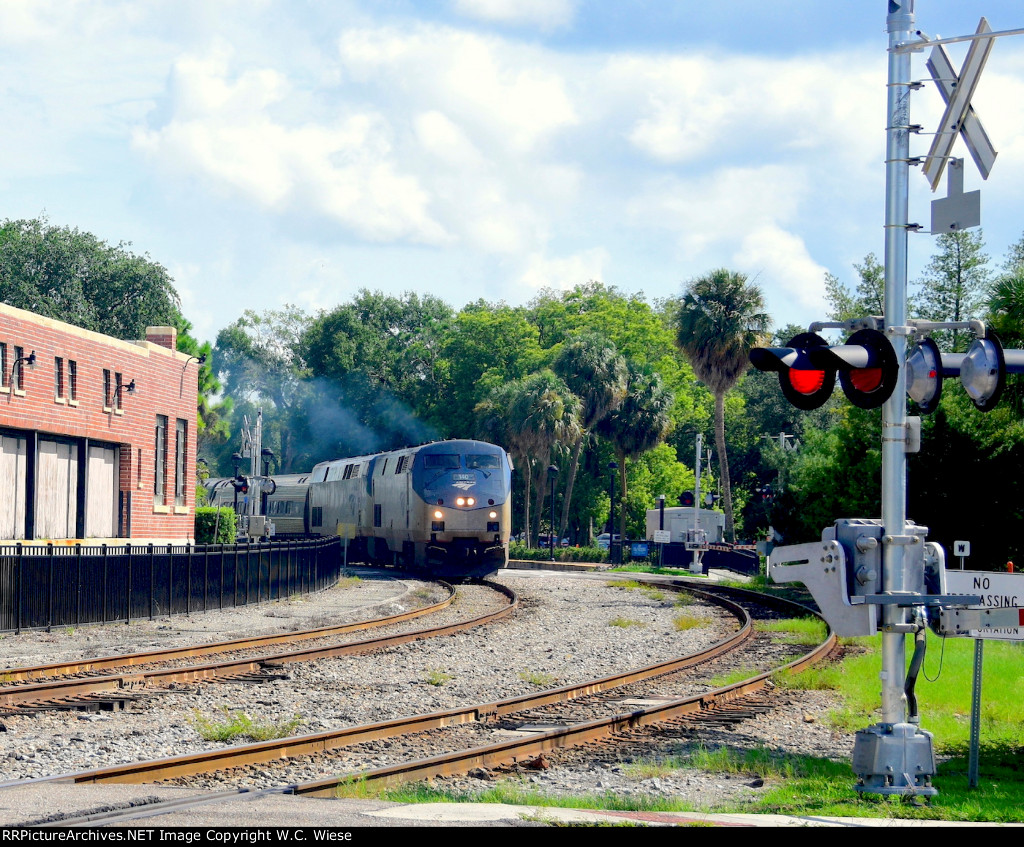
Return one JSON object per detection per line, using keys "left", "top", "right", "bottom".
{"left": 769, "top": 540, "right": 878, "bottom": 637}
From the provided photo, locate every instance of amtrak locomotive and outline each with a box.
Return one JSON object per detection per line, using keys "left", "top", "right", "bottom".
{"left": 211, "top": 439, "right": 512, "bottom": 577}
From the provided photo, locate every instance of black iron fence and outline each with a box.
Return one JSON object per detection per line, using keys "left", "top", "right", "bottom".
{"left": 0, "top": 536, "right": 343, "bottom": 632}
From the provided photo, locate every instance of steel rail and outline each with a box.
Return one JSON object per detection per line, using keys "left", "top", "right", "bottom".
{"left": 0, "top": 579, "right": 457, "bottom": 684}
{"left": 23, "top": 583, "right": 751, "bottom": 786}
{"left": 0, "top": 580, "right": 516, "bottom": 712}
{"left": 28, "top": 583, "right": 837, "bottom": 828}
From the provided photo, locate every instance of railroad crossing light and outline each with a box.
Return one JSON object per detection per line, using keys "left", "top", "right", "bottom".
{"left": 679, "top": 490, "right": 695, "bottom": 507}
{"left": 232, "top": 475, "right": 249, "bottom": 494}
{"left": 907, "top": 330, "right": 1024, "bottom": 413}
{"left": 905, "top": 336, "right": 945, "bottom": 413}
{"left": 749, "top": 329, "right": 898, "bottom": 411}
{"left": 749, "top": 332, "right": 836, "bottom": 410}
{"left": 960, "top": 331, "right": 1007, "bottom": 411}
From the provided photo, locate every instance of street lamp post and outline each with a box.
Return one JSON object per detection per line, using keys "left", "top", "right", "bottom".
{"left": 547, "top": 464, "right": 558, "bottom": 562}
{"left": 608, "top": 461, "right": 618, "bottom": 564}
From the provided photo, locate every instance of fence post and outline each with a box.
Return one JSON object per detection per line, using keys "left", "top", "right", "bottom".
{"left": 16, "top": 542, "right": 22, "bottom": 635}
{"left": 126, "top": 543, "right": 133, "bottom": 625}
{"left": 47, "top": 543, "right": 54, "bottom": 632}
{"left": 101, "top": 544, "right": 108, "bottom": 624}
{"left": 76, "top": 543, "right": 82, "bottom": 627}
{"left": 149, "top": 543, "right": 155, "bottom": 620}
{"left": 186, "top": 543, "right": 192, "bottom": 616}
{"left": 167, "top": 544, "right": 174, "bottom": 616}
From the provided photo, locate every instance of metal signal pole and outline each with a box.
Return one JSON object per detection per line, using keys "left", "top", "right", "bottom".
{"left": 880, "top": 0, "right": 914, "bottom": 731}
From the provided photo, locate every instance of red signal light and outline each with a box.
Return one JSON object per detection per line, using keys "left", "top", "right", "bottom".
{"left": 786, "top": 368, "right": 826, "bottom": 395}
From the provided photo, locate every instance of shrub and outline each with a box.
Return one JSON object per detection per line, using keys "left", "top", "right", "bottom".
{"left": 195, "top": 507, "right": 237, "bottom": 544}
{"left": 509, "top": 542, "right": 608, "bottom": 563}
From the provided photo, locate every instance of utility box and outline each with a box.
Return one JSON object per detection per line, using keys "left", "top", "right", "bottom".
{"left": 646, "top": 507, "right": 724, "bottom": 545}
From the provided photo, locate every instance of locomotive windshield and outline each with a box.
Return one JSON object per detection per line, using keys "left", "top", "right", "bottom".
{"left": 466, "top": 454, "right": 501, "bottom": 469}
{"left": 424, "top": 454, "right": 461, "bottom": 469}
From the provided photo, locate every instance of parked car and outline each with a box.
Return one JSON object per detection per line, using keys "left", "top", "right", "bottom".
{"left": 595, "top": 533, "right": 622, "bottom": 550}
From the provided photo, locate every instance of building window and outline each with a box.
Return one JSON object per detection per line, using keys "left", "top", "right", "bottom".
{"left": 0, "top": 343, "right": 7, "bottom": 388}
{"left": 154, "top": 415, "right": 167, "bottom": 505}
{"left": 174, "top": 419, "right": 187, "bottom": 506}
{"left": 13, "top": 346, "right": 24, "bottom": 391}
{"left": 103, "top": 369, "right": 112, "bottom": 408}
{"left": 114, "top": 372, "right": 123, "bottom": 410}
{"left": 54, "top": 357, "right": 64, "bottom": 399}
{"left": 69, "top": 360, "right": 77, "bottom": 401}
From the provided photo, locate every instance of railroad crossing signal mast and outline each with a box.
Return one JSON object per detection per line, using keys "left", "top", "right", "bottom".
{"left": 751, "top": 2, "right": 1024, "bottom": 797}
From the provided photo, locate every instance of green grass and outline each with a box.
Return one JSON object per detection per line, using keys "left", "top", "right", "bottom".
{"left": 608, "top": 564, "right": 707, "bottom": 578}
{"left": 345, "top": 616, "right": 1024, "bottom": 822}
{"left": 190, "top": 706, "right": 302, "bottom": 743}
{"left": 336, "top": 575, "right": 362, "bottom": 589}
{"left": 609, "top": 617, "right": 645, "bottom": 628}
{"left": 424, "top": 668, "right": 453, "bottom": 686}
{"left": 758, "top": 616, "right": 829, "bottom": 646}
{"left": 519, "top": 669, "right": 558, "bottom": 687}
{"left": 672, "top": 613, "right": 702, "bottom": 631}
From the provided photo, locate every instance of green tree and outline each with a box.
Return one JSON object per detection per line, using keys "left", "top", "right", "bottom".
{"left": 824, "top": 254, "right": 885, "bottom": 323}
{"left": 915, "top": 230, "right": 990, "bottom": 352}
{"left": 213, "top": 306, "right": 314, "bottom": 473}
{"left": 676, "top": 269, "right": 771, "bottom": 542}
{"left": 596, "top": 364, "right": 674, "bottom": 543}
{"left": 0, "top": 217, "right": 183, "bottom": 340}
{"left": 551, "top": 332, "right": 627, "bottom": 540}
{"left": 439, "top": 301, "right": 544, "bottom": 426}
{"left": 302, "top": 290, "right": 453, "bottom": 449}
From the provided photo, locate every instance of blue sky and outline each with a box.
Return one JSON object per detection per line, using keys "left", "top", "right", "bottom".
{"left": 2, "top": 0, "right": 1023, "bottom": 344}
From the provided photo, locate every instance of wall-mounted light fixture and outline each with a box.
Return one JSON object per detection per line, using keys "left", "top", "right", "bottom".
{"left": 6, "top": 350, "right": 35, "bottom": 400}
{"left": 112, "top": 378, "right": 136, "bottom": 406}
{"left": 180, "top": 352, "right": 207, "bottom": 396}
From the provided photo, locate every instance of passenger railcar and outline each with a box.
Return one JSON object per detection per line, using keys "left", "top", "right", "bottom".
{"left": 208, "top": 440, "right": 512, "bottom": 577}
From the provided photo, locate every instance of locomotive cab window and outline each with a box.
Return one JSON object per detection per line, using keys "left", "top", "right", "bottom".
{"left": 424, "top": 454, "right": 460, "bottom": 470}
{"left": 467, "top": 454, "right": 501, "bottom": 469}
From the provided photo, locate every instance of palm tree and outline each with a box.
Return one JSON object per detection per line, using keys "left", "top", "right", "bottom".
{"left": 596, "top": 364, "right": 674, "bottom": 543}
{"left": 552, "top": 333, "right": 627, "bottom": 541}
{"left": 676, "top": 269, "right": 771, "bottom": 542}
{"left": 477, "top": 371, "right": 581, "bottom": 546}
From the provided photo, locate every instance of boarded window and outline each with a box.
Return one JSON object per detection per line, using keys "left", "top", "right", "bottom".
{"left": 154, "top": 415, "right": 167, "bottom": 505}
{"left": 37, "top": 439, "right": 78, "bottom": 539}
{"left": 85, "top": 445, "right": 117, "bottom": 538}
{"left": 0, "top": 434, "right": 27, "bottom": 539}
{"left": 174, "top": 419, "right": 187, "bottom": 506}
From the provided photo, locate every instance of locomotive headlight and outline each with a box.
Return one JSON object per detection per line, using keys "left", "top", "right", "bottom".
{"left": 489, "top": 511, "right": 497, "bottom": 519}
{"left": 433, "top": 510, "right": 444, "bottom": 520}
{"left": 466, "top": 497, "right": 475, "bottom": 506}
{"left": 456, "top": 497, "right": 466, "bottom": 506}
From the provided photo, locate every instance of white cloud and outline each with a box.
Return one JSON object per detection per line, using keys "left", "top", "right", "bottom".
{"left": 338, "top": 26, "right": 579, "bottom": 153}
{"left": 518, "top": 248, "right": 610, "bottom": 291}
{"left": 450, "top": 0, "right": 577, "bottom": 31}
{"left": 733, "top": 225, "right": 829, "bottom": 317}
{"left": 133, "top": 44, "right": 448, "bottom": 244}
{"left": 626, "top": 165, "right": 809, "bottom": 258}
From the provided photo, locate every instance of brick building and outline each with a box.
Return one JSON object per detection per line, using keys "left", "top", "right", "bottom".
{"left": 0, "top": 302, "right": 198, "bottom": 544}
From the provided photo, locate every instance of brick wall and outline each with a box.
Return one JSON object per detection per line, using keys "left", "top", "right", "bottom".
{"left": 0, "top": 302, "right": 198, "bottom": 543}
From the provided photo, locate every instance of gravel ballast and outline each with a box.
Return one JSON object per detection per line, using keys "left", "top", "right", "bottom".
{"left": 0, "top": 567, "right": 852, "bottom": 810}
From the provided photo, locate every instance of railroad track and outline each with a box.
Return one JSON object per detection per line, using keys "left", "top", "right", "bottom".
{"left": 0, "top": 579, "right": 516, "bottom": 715}
{"left": 9, "top": 579, "right": 836, "bottom": 826}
